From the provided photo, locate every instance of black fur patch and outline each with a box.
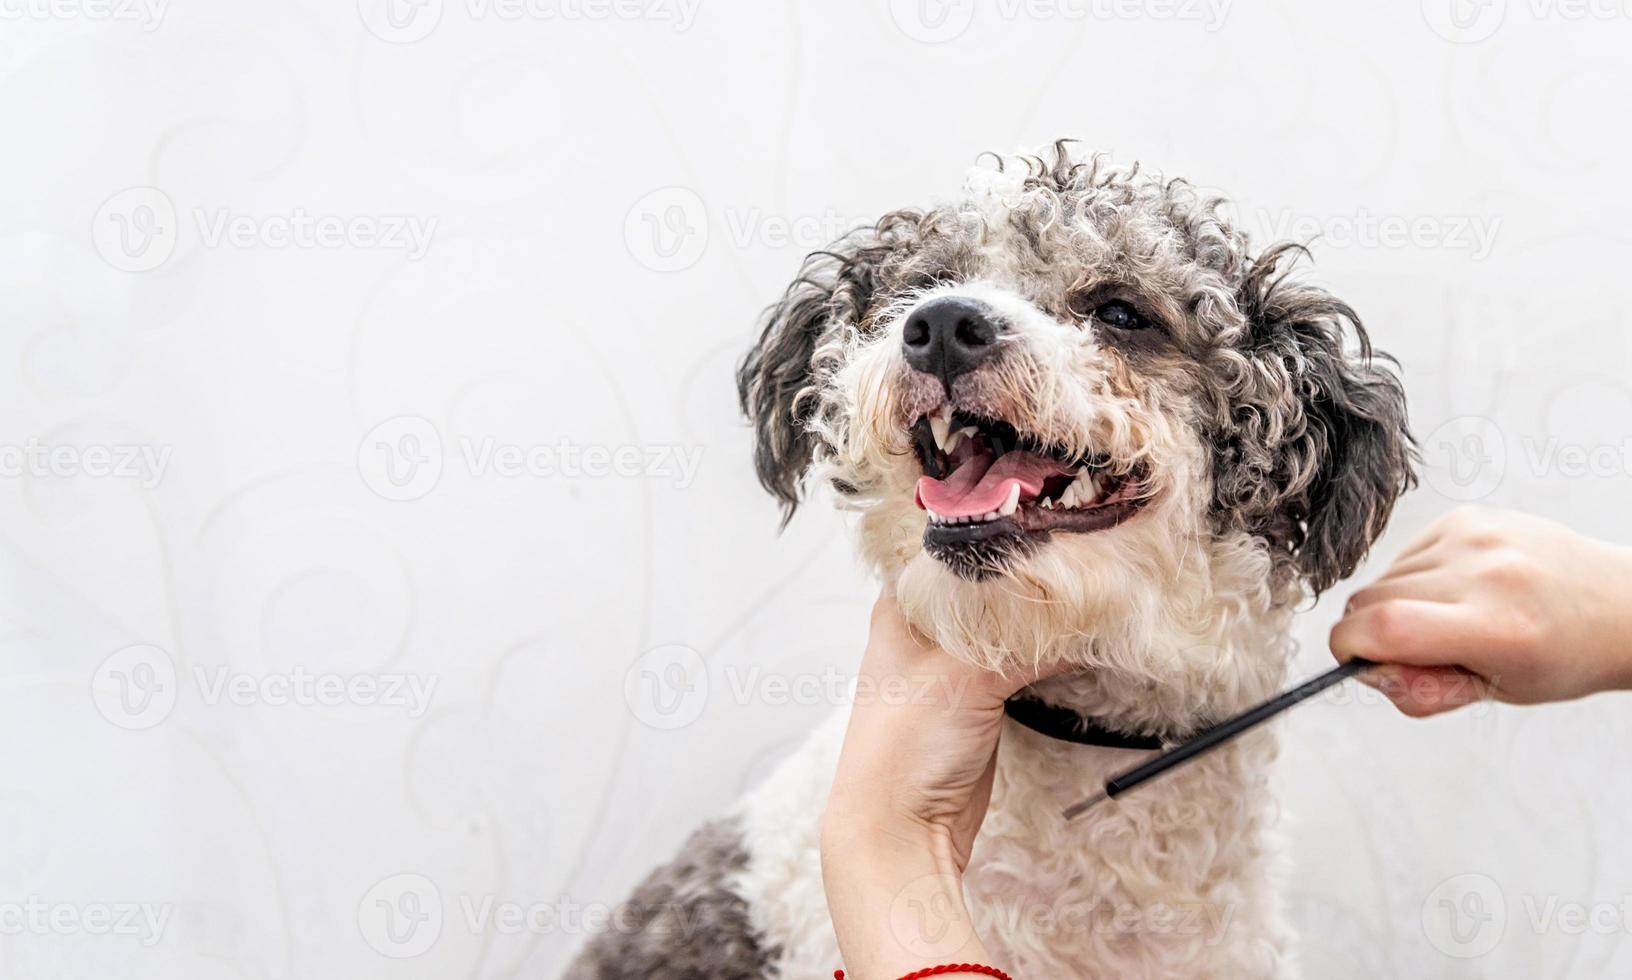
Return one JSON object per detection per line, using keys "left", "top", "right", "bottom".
{"left": 737, "top": 211, "right": 926, "bottom": 520}
{"left": 559, "top": 818, "right": 776, "bottom": 979}
{"left": 1214, "top": 242, "right": 1418, "bottom": 594}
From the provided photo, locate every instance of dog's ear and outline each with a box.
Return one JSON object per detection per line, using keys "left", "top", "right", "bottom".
{"left": 1224, "top": 243, "right": 1418, "bottom": 594}
{"left": 737, "top": 218, "right": 915, "bottom": 520}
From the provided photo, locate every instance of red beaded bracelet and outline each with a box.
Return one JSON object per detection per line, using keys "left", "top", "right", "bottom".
{"left": 833, "top": 965, "right": 1013, "bottom": 980}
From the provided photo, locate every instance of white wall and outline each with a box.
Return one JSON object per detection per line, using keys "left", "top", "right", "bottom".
{"left": 3, "top": 0, "right": 1631, "bottom": 976}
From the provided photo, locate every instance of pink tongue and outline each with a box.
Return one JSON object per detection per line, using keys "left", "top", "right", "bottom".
{"left": 915, "top": 451, "right": 1072, "bottom": 518}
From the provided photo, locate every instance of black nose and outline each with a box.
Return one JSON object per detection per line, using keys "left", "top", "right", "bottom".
{"left": 901, "top": 297, "right": 1001, "bottom": 391}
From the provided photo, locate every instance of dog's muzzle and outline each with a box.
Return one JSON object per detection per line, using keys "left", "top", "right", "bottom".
{"left": 901, "top": 296, "right": 1001, "bottom": 394}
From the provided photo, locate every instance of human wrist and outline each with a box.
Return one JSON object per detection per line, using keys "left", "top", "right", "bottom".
{"left": 821, "top": 818, "right": 990, "bottom": 979}
{"left": 1590, "top": 541, "right": 1632, "bottom": 692}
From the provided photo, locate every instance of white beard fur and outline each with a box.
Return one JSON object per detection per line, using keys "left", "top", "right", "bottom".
{"left": 729, "top": 525, "right": 1304, "bottom": 979}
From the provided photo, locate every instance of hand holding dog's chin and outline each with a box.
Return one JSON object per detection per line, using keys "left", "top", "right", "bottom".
{"left": 820, "top": 591, "right": 1053, "bottom": 978}
{"left": 1331, "top": 506, "right": 1632, "bottom": 716}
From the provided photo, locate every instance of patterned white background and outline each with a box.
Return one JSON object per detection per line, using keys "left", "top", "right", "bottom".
{"left": 4, "top": 0, "right": 1632, "bottom": 976}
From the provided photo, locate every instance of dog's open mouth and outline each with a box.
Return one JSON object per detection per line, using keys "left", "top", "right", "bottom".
{"left": 908, "top": 406, "right": 1150, "bottom": 575}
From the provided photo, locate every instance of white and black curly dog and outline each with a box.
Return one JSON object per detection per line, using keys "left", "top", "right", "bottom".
{"left": 567, "top": 142, "right": 1415, "bottom": 979}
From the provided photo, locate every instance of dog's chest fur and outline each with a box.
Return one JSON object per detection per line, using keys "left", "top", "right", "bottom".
{"left": 727, "top": 703, "right": 1293, "bottom": 980}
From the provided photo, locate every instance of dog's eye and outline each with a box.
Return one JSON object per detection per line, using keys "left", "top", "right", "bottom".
{"left": 1093, "top": 300, "right": 1149, "bottom": 331}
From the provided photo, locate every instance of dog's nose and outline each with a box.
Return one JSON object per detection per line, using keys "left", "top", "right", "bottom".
{"left": 901, "top": 297, "right": 1000, "bottom": 390}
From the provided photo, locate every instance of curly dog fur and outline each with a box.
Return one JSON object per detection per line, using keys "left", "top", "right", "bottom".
{"left": 565, "top": 141, "right": 1416, "bottom": 979}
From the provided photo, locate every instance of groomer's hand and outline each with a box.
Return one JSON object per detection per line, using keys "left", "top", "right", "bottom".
{"left": 821, "top": 591, "right": 1054, "bottom": 979}
{"left": 1331, "top": 506, "right": 1632, "bottom": 717}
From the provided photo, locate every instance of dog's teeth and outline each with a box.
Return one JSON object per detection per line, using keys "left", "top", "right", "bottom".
{"left": 1068, "top": 471, "right": 1098, "bottom": 506}
{"left": 935, "top": 404, "right": 953, "bottom": 423}
{"left": 927, "top": 508, "right": 942, "bottom": 523}
{"left": 1060, "top": 484, "right": 1078, "bottom": 509}
{"left": 983, "top": 511, "right": 998, "bottom": 522}
{"left": 1040, "top": 497, "right": 1053, "bottom": 509}
{"left": 999, "top": 483, "right": 1020, "bottom": 517}
{"left": 944, "top": 427, "right": 963, "bottom": 455}
{"left": 929, "top": 414, "right": 951, "bottom": 452}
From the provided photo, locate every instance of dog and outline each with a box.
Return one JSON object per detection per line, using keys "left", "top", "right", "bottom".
{"left": 564, "top": 142, "right": 1415, "bottom": 979}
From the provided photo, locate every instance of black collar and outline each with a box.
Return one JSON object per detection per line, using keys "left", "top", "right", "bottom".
{"left": 1003, "top": 696, "right": 1164, "bottom": 751}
